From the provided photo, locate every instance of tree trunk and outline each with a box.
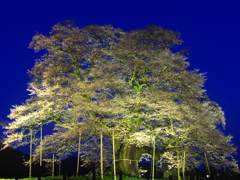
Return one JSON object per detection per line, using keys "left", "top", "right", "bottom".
{"left": 204, "top": 152, "right": 211, "bottom": 177}
{"left": 194, "top": 169, "right": 197, "bottom": 180}
{"left": 116, "top": 144, "right": 162, "bottom": 177}
{"left": 40, "top": 125, "right": 43, "bottom": 167}
{"left": 58, "top": 158, "right": 61, "bottom": 176}
{"left": 112, "top": 131, "right": 116, "bottom": 180}
{"left": 182, "top": 151, "right": 186, "bottom": 180}
{"left": 38, "top": 125, "right": 43, "bottom": 180}
{"left": 76, "top": 132, "right": 81, "bottom": 177}
{"left": 177, "top": 152, "right": 181, "bottom": 180}
{"left": 152, "top": 138, "right": 156, "bottom": 180}
{"left": 52, "top": 154, "right": 55, "bottom": 177}
{"left": 29, "top": 129, "right": 33, "bottom": 178}
{"left": 117, "top": 144, "right": 138, "bottom": 176}
{"left": 100, "top": 132, "right": 103, "bottom": 179}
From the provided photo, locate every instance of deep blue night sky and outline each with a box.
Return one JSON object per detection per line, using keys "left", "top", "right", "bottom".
{"left": 1, "top": 0, "right": 240, "bottom": 159}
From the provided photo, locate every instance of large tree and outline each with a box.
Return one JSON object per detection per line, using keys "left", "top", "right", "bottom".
{"left": 3, "top": 21, "right": 238, "bottom": 178}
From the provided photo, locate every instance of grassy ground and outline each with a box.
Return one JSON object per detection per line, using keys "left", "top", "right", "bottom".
{"left": 0, "top": 175, "right": 166, "bottom": 180}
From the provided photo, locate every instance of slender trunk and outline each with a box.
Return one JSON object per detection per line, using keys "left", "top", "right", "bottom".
{"left": 204, "top": 152, "right": 211, "bottom": 177}
{"left": 40, "top": 125, "right": 43, "bottom": 166}
{"left": 38, "top": 125, "right": 43, "bottom": 180}
{"left": 52, "top": 154, "right": 55, "bottom": 177}
{"left": 76, "top": 132, "right": 81, "bottom": 177}
{"left": 193, "top": 166, "right": 197, "bottom": 180}
{"left": 29, "top": 129, "right": 33, "bottom": 177}
{"left": 177, "top": 152, "right": 181, "bottom": 180}
{"left": 40, "top": 125, "right": 43, "bottom": 168}
{"left": 59, "top": 158, "right": 61, "bottom": 176}
{"left": 100, "top": 132, "right": 103, "bottom": 179}
{"left": 182, "top": 151, "right": 186, "bottom": 180}
{"left": 177, "top": 167, "right": 181, "bottom": 180}
{"left": 152, "top": 137, "right": 156, "bottom": 180}
{"left": 112, "top": 131, "right": 116, "bottom": 180}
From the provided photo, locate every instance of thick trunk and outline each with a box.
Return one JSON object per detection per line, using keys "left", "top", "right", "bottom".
{"left": 116, "top": 143, "right": 163, "bottom": 177}
{"left": 116, "top": 144, "right": 138, "bottom": 176}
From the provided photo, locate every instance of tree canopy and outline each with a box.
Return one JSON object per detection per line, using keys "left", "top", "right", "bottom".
{"left": 3, "top": 21, "right": 238, "bottom": 179}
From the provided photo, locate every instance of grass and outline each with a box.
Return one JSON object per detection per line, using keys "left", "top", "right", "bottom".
{"left": 0, "top": 175, "right": 166, "bottom": 180}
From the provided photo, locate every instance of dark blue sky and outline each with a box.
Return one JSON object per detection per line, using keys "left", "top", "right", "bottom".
{"left": 1, "top": 0, "right": 240, "bottom": 158}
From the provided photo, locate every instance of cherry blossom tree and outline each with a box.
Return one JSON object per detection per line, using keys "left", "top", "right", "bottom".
{"left": 3, "top": 21, "right": 238, "bottom": 179}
